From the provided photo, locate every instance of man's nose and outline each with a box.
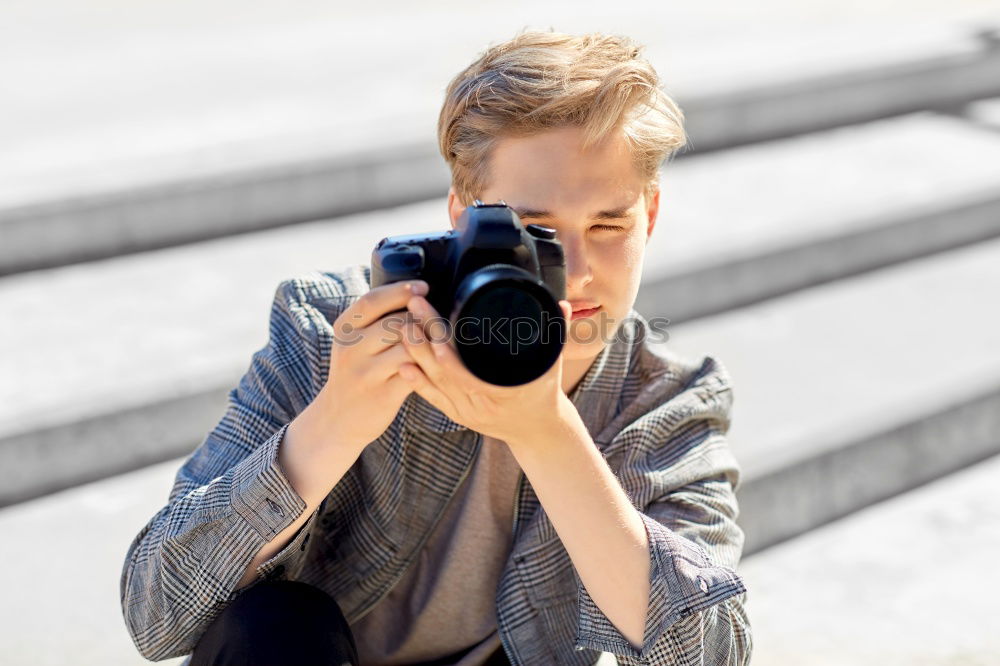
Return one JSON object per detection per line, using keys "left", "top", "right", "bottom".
{"left": 561, "top": 236, "right": 593, "bottom": 294}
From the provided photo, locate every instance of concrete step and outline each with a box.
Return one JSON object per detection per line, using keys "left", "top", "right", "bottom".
{"left": 662, "top": 237, "right": 1000, "bottom": 554}
{"left": 738, "top": 452, "right": 1000, "bottom": 665}
{"left": 637, "top": 112, "right": 1000, "bottom": 321}
{"left": 0, "top": 457, "right": 212, "bottom": 666}
{"left": 967, "top": 95, "right": 1000, "bottom": 129}
{"left": 4, "top": 12, "right": 1000, "bottom": 275}
{"left": 5, "top": 111, "right": 1000, "bottom": 506}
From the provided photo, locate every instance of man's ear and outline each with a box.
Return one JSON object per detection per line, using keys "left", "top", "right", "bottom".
{"left": 646, "top": 187, "right": 661, "bottom": 240}
{"left": 447, "top": 187, "right": 463, "bottom": 230}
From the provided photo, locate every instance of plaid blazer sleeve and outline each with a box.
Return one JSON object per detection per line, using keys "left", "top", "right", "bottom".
{"left": 573, "top": 355, "right": 752, "bottom": 665}
{"left": 119, "top": 278, "right": 324, "bottom": 661}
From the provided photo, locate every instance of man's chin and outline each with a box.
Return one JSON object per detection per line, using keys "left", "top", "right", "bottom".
{"left": 565, "top": 310, "right": 622, "bottom": 350}
{"left": 561, "top": 339, "right": 607, "bottom": 363}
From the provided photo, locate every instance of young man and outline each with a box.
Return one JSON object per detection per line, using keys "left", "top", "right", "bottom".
{"left": 121, "top": 31, "right": 751, "bottom": 665}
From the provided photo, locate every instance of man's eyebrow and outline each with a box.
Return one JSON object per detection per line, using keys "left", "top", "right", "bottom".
{"left": 512, "top": 205, "right": 632, "bottom": 220}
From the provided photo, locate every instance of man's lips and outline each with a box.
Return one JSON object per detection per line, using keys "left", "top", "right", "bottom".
{"left": 569, "top": 300, "right": 600, "bottom": 312}
{"left": 570, "top": 304, "right": 601, "bottom": 320}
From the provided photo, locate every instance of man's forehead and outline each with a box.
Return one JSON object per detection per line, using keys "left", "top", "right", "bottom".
{"left": 486, "top": 133, "right": 646, "bottom": 203}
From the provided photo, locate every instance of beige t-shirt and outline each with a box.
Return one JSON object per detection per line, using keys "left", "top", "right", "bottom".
{"left": 348, "top": 434, "right": 523, "bottom": 665}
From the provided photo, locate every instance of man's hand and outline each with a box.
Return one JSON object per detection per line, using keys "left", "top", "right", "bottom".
{"left": 310, "top": 279, "right": 432, "bottom": 451}
{"left": 398, "top": 294, "right": 574, "bottom": 443}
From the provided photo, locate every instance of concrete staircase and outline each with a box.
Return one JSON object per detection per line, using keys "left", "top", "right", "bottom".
{"left": 3, "top": 7, "right": 1000, "bottom": 665}
{"left": 5, "top": 11, "right": 1000, "bottom": 276}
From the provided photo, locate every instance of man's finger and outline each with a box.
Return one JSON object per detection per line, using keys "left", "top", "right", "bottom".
{"left": 370, "top": 342, "right": 417, "bottom": 381}
{"left": 401, "top": 320, "right": 446, "bottom": 384}
{"left": 356, "top": 310, "right": 420, "bottom": 355}
{"left": 405, "top": 295, "right": 453, "bottom": 347}
{"left": 337, "top": 280, "right": 429, "bottom": 334}
{"left": 398, "top": 362, "right": 460, "bottom": 424}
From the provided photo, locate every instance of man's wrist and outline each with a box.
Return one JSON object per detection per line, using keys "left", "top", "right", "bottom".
{"left": 280, "top": 394, "right": 365, "bottom": 504}
{"left": 504, "top": 393, "right": 582, "bottom": 456}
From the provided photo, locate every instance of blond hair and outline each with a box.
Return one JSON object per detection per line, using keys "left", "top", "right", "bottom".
{"left": 437, "top": 30, "right": 687, "bottom": 205}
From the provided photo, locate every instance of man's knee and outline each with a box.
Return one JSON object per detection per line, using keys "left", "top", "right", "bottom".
{"left": 226, "top": 580, "right": 344, "bottom": 630}
{"left": 192, "top": 580, "right": 358, "bottom": 666}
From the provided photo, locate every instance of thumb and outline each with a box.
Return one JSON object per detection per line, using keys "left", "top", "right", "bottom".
{"left": 559, "top": 299, "right": 572, "bottom": 322}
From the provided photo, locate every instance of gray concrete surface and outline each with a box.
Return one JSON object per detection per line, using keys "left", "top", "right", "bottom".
{"left": 966, "top": 95, "right": 1000, "bottom": 128}
{"left": 638, "top": 112, "right": 1000, "bottom": 321}
{"left": 662, "top": 236, "right": 1000, "bottom": 553}
{"left": 0, "top": 456, "right": 189, "bottom": 665}
{"left": 6, "top": 112, "right": 1000, "bottom": 505}
{"left": 740, "top": 452, "right": 1000, "bottom": 665}
{"left": 3, "top": 2, "right": 1000, "bottom": 273}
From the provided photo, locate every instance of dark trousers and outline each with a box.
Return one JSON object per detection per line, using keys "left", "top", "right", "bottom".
{"left": 189, "top": 580, "right": 512, "bottom": 666}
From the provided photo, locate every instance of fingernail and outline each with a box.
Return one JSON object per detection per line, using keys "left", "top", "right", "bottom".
{"left": 408, "top": 281, "right": 428, "bottom": 295}
{"left": 432, "top": 341, "right": 444, "bottom": 358}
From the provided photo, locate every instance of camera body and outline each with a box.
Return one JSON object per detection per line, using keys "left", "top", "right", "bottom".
{"left": 370, "top": 201, "right": 567, "bottom": 386}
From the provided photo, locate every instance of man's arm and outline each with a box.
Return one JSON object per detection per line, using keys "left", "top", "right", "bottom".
{"left": 505, "top": 355, "right": 750, "bottom": 665}
{"left": 234, "top": 393, "right": 365, "bottom": 589}
{"left": 506, "top": 397, "right": 651, "bottom": 649}
{"left": 120, "top": 279, "right": 327, "bottom": 661}
{"left": 121, "top": 272, "right": 430, "bottom": 660}
{"left": 234, "top": 276, "right": 443, "bottom": 590}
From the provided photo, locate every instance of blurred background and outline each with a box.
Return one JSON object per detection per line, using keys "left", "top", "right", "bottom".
{"left": 2, "top": 1, "right": 1000, "bottom": 664}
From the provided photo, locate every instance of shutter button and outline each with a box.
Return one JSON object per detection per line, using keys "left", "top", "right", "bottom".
{"left": 266, "top": 498, "right": 284, "bottom": 518}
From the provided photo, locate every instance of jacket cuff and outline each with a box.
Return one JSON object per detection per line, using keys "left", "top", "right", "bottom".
{"left": 229, "top": 423, "right": 309, "bottom": 542}
{"left": 247, "top": 506, "right": 321, "bottom": 585}
{"left": 573, "top": 512, "right": 747, "bottom": 659}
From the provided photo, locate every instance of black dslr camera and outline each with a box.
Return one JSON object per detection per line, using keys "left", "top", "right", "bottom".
{"left": 371, "top": 201, "right": 566, "bottom": 386}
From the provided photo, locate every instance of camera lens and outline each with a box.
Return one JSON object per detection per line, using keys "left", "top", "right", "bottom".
{"left": 452, "top": 265, "right": 565, "bottom": 386}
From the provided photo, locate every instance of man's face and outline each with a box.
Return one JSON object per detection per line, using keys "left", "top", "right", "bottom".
{"left": 448, "top": 124, "right": 660, "bottom": 366}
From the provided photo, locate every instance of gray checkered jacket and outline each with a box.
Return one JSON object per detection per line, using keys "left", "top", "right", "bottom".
{"left": 120, "top": 264, "right": 751, "bottom": 665}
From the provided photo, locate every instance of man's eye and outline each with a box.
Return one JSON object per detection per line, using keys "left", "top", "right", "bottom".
{"left": 593, "top": 224, "right": 626, "bottom": 231}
